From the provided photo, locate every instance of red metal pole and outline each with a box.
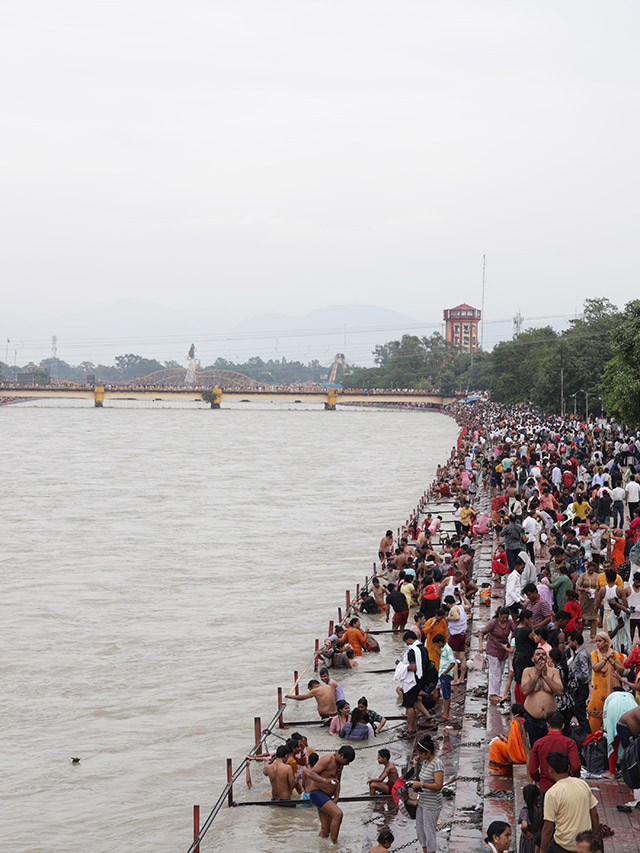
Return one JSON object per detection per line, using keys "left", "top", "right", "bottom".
{"left": 356, "top": 583, "right": 360, "bottom": 601}
{"left": 346, "top": 590, "right": 351, "bottom": 611}
{"left": 193, "top": 805, "right": 200, "bottom": 853}
{"left": 294, "top": 671, "right": 299, "bottom": 695}
{"left": 227, "top": 758, "right": 234, "bottom": 807}
{"left": 338, "top": 606, "right": 342, "bottom": 624}
{"left": 329, "top": 620, "right": 334, "bottom": 636}
{"left": 314, "top": 639, "right": 319, "bottom": 671}
{"left": 277, "top": 688, "right": 285, "bottom": 729}
{"left": 254, "top": 716, "right": 262, "bottom": 749}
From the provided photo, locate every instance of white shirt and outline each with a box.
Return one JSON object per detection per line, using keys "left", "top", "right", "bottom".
{"left": 522, "top": 516, "right": 542, "bottom": 543}
{"left": 611, "top": 487, "right": 625, "bottom": 502}
{"left": 626, "top": 481, "right": 640, "bottom": 503}
{"left": 505, "top": 570, "right": 525, "bottom": 607}
{"left": 627, "top": 585, "right": 640, "bottom": 611}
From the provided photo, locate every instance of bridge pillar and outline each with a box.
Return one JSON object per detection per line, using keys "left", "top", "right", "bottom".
{"left": 324, "top": 391, "right": 337, "bottom": 411}
{"left": 94, "top": 386, "right": 105, "bottom": 407}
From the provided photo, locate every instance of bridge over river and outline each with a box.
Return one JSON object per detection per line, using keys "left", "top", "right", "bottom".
{"left": 0, "top": 384, "right": 458, "bottom": 410}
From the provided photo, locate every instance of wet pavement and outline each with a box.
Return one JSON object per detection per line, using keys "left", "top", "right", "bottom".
{"left": 218, "top": 486, "right": 640, "bottom": 851}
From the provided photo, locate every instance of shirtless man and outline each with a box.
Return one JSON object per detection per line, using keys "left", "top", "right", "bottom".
{"left": 371, "top": 577, "right": 387, "bottom": 612}
{"left": 379, "top": 530, "right": 393, "bottom": 562}
{"left": 263, "top": 745, "right": 296, "bottom": 799}
{"left": 521, "top": 648, "right": 563, "bottom": 745}
{"left": 391, "top": 548, "right": 409, "bottom": 573}
{"left": 306, "top": 745, "right": 355, "bottom": 843}
{"left": 319, "top": 667, "right": 346, "bottom": 703}
{"left": 368, "top": 748, "right": 399, "bottom": 795}
{"left": 369, "top": 829, "right": 394, "bottom": 852}
{"left": 289, "top": 678, "right": 337, "bottom": 723}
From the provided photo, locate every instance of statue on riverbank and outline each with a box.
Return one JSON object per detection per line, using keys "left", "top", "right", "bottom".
{"left": 185, "top": 343, "right": 197, "bottom": 385}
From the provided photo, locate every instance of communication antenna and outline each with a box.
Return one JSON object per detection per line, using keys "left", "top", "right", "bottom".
{"left": 51, "top": 335, "right": 58, "bottom": 380}
{"left": 480, "top": 254, "right": 486, "bottom": 350}
{"left": 513, "top": 311, "right": 523, "bottom": 339}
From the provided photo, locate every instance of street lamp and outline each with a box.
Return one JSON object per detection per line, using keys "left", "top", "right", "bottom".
{"left": 570, "top": 391, "right": 580, "bottom": 417}
{"left": 571, "top": 389, "right": 586, "bottom": 418}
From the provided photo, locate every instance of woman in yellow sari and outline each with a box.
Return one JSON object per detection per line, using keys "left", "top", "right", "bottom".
{"left": 588, "top": 631, "right": 625, "bottom": 732}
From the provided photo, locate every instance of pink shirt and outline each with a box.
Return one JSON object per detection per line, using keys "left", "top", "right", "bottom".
{"left": 329, "top": 714, "right": 349, "bottom": 735}
{"left": 537, "top": 582, "right": 554, "bottom": 609}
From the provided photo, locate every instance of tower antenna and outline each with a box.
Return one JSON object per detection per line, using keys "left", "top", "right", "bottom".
{"left": 513, "top": 311, "right": 523, "bottom": 338}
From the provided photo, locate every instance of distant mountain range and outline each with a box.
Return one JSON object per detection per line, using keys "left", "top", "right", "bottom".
{"left": 3, "top": 299, "right": 571, "bottom": 368}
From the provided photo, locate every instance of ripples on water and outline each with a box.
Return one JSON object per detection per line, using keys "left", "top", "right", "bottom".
{"left": 1, "top": 402, "right": 458, "bottom": 852}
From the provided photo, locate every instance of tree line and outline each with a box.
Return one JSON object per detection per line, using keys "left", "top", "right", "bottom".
{"left": 341, "top": 298, "right": 640, "bottom": 426}
{"left": 2, "top": 298, "right": 638, "bottom": 425}
{"left": 0, "top": 353, "right": 329, "bottom": 387}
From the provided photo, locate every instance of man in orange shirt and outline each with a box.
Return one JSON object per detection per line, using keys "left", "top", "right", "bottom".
{"left": 343, "top": 617, "right": 369, "bottom": 657}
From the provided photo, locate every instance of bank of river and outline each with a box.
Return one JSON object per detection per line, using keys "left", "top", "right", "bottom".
{"left": 0, "top": 404, "right": 458, "bottom": 853}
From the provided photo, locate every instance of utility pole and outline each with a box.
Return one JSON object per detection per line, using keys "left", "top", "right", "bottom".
{"left": 560, "top": 343, "right": 564, "bottom": 418}
{"left": 481, "top": 254, "right": 486, "bottom": 350}
{"left": 51, "top": 335, "right": 58, "bottom": 381}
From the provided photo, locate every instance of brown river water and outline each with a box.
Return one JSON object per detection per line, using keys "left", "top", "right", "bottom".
{"left": 1, "top": 401, "right": 459, "bottom": 852}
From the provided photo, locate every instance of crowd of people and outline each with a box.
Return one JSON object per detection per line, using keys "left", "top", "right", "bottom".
{"left": 250, "top": 402, "right": 640, "bottom": 852}
{"left": 453, "top": 403, "right": 640, "bottom": 853}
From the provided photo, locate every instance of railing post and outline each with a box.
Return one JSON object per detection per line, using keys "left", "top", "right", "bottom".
{"left": 254, "top": 716, "right": 262, "bottom": 749}
{"left": 193, "top": 805, "right": 200, "bottom": 853}
{"left": 226, "top": 759, "right": 234, "bottom": 807}
{"left": 294, "top": 671, "right": 299, "bottom": 695}
{"left": 338, "top": 606, "right": 342, "bottom": 624}
{"left": 314, "top": 639, "right": 319, "bottom": 671}
{"left": 346, "top": 590, "right": 351, "bottom": 612}
{"left": 329, "top": 620, "right": 334, "bottom": 636}
{"left": 356, "top": 583, "right": 360, "bottom": 601}
{"left": 277, "top": 688, "right": 285, "bottom": 729}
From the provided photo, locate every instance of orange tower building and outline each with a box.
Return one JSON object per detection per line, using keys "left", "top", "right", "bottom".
{"left": 443, "top": 303, "right": 481, "bottom": 352}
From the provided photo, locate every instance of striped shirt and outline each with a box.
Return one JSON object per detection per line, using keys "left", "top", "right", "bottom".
{"left": 418, "top": 757, "right": 444, "bottom": 810}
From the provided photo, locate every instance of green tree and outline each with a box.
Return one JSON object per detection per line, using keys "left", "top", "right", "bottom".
{"left": 114, "top": 353, "right": 165, "bottom": 379}
{"left": 603, "top": 299, "right": 640, "bottom": 426}
{"left": 561, "top": 298, "right": 619, "bottom": 413}
{"left": 490, "top": 327, "right": 559, "bottom": 405}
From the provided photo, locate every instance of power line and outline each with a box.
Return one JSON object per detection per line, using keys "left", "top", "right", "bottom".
{"left": 4, "top": 311, "right": 579, "bottom": 351}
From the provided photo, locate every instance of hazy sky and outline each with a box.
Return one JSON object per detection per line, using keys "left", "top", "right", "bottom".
{"left": 3, "top": 1, "right": 639, "bottom": 335}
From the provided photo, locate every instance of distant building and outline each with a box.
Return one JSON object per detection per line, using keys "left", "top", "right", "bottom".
{"left": 443, "top": 303, "right": 481, "bottom": 352}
